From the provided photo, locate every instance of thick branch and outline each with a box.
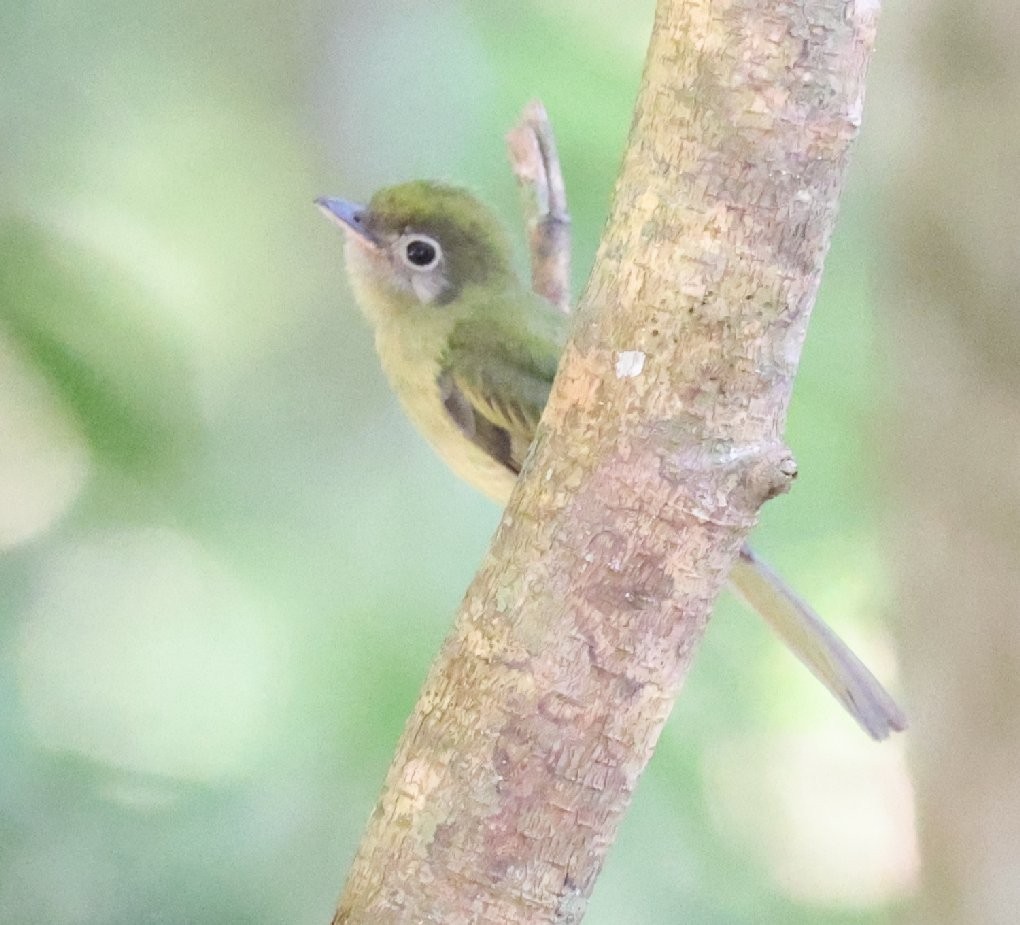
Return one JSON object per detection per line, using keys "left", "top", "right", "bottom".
{"left": 333, "top": 0, "right": 878, "bottom": 922}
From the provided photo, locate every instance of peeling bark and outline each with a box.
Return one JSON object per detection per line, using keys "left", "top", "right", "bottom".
{"left": 332, "top": 0, "right": 880, "bottom": 922}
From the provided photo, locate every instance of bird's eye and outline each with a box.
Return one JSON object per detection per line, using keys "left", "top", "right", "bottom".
{"left": 400, "top": 235, "right": 441, "bottom": 270}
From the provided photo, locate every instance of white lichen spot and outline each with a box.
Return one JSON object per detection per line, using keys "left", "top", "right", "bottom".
{"left": 615, "top": 350, "right": 646, "bottom": 379}
{"left": 852, "top": 0, "right": 881, "bottom": 18}
{"left": 795, "top": 189, "right": 812, "bottom": 204}
{"left": 847, "top": 95, "right": 865, "bottom": 128}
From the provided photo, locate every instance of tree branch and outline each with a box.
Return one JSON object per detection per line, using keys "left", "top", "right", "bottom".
{"left": 332, "top": 0, "right": 879, "bottom": 921}
{"left": 506, "top": 99, "right": 572, "bottom": 314}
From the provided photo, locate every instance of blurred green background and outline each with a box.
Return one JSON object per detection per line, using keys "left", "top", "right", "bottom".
{"left": 0, "top": 2, "right": 913, "bottom": 922}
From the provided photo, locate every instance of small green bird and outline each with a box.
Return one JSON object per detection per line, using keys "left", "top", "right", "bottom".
{"left": 316, "top": 181, "right": 906, "bottom": 740}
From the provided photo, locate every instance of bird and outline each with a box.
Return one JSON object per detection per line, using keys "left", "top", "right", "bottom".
{"left": 316, "top": 180, "right": 907, "bottom": 740}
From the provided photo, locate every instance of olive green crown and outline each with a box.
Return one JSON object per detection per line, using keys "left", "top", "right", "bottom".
{"left": 367, "top": 181, "right": 516, "bottom": 291}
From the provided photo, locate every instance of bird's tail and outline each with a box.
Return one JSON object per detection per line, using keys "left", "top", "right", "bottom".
{"left": 728, "top": 546, "right": 907, "bottom": 740}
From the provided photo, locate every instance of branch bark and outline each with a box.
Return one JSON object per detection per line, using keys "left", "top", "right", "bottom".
{"left": 506, "top": 100, "right": 572, "bottom": 314}
{"left": 333, "top": 1, "right": 879, "bottom": 921}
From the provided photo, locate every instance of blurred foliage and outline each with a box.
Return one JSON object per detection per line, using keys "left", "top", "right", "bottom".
{"left": 1, "top": 1, "right": 912, "bottom": 922}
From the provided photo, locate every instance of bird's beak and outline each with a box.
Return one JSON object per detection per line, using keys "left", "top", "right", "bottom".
{"left": 314, "top": 196, "right": 379, "bottom": 247}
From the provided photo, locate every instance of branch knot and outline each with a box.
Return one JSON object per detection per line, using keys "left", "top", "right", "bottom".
{"left": 748, "top": 445, "right": 798, "bottom": 504}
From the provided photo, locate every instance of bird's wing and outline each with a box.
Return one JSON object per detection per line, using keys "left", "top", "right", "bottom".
{"left": 440, "top": 309, "right": 560, "bottom": 475}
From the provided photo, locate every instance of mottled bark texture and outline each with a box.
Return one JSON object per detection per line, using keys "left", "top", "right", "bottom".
{"left": 333, "top": 1, "right": 879, "bottom": 922}
{"left": 874, "top": 2, "right": 1020, "bottom": 923}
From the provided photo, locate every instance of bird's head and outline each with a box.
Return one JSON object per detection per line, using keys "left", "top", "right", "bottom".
{"left": 316, "top": 181, "right": 517, "bottom": 324}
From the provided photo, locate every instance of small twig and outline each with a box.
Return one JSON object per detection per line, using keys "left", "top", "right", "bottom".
{"left": 506, "top": 99, "right": 572, "bottom": 314}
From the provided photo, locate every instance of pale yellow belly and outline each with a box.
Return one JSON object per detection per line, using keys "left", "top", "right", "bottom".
{"left": 376, "top": 330, "right": 516, "bottom": 506}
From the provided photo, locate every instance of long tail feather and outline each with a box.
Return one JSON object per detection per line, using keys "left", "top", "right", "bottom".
{"left": 728, "top": 546, "right": 907, "bottom": 740}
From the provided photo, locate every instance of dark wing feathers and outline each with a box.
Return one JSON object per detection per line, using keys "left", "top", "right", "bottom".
{"left": 439, "top": 370, "right": 518, "bottom": 473}
{"left": 439, "top": 307, "right": 561, "bottom": 475}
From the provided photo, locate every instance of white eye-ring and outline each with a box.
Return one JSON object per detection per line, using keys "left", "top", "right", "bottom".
{"left": 398, "top": 234, "right": 442, "bottom": 271}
